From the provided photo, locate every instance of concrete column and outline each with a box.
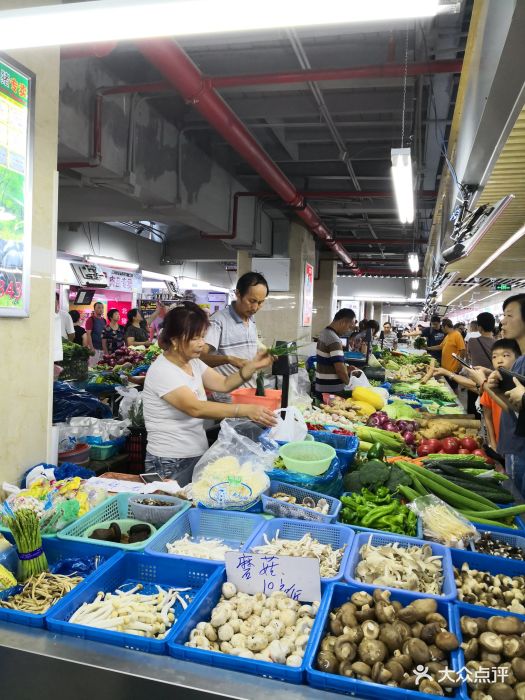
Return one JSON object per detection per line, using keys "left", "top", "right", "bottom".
{"left": 373, "top": 303, "right": 383, "bottom": 324}
{"left": 0, "top": 32, "right": 60, "bottom": 482}
{"left": 312, "top": 259, "right": 337, "bottom": 338}
{"left": 236, "top": 250, "right": 251, "bottom": 277}
{"left": 253, "top": 223, "right": 316, "bottom": 346}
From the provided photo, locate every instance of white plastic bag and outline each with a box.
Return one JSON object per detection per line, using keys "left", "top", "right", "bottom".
{"left": 268, "top": 407, "right": 308, "bottom": 443}
{"left": 345, "top": 370, "right": 372, "bottom": 391}
{"left": 288, "top": 368, "right": 313, "bottom": 410}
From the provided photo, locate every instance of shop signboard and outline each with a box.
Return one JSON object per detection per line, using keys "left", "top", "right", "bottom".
{"left": 302, "top": 261, "right": 314, "bottom": 326}
{"left": 0, "top": 56, "right": 34, "bottom": 317}
{"left": 101, "top": 267, "right": 142, "bottom": 293}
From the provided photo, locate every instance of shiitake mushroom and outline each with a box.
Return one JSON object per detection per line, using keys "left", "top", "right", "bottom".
{"left": 317, "top": 650, "right": 338, "bottom": 673}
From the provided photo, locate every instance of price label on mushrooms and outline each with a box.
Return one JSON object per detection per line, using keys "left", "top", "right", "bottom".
{"left": 225, "top": 553, "right": 321, "bottom": 603}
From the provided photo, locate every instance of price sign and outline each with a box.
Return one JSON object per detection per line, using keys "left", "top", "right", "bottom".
{"left": 0, "top": 57, "right": 33, "bottom": 318}
{"left": 225, "top": 552, "right": 321, "bottom": 602}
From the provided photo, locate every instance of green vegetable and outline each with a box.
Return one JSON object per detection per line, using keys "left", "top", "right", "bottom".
{"left": 62, "top": 340, "right": 90, "bottom": 362}
{"left": 459, "top": 504, "right": 525, "bottom": 520}
{"left": 255, "top": 371, "right": 266, "bottom": 397}
{"left": 423, "top": 454, "right": 488, "bottom": 464}
{"left": 461, "top": 468, "right": 508, "bottom": 480}
{"left": 340, "top": 487, "right": 417, "bottom": 536}
{"left": 355, "top": 426, "right": 404, "bottom": 451}
{"left": 414, "top": 336, "right": 427, "bottom": 350}
{"left": 4, "top": 509, "right": 48, "bottom": 581}
{"left": 367, "top": 443, "right": 385, "bottom": 461}
{"left": 358, "top": 460, "right": 390, "bottom": 488}
{"left": 384, "top": 400, "right": 418, "bottom": 420}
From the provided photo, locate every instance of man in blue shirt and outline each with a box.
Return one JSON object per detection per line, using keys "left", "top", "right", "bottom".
{"left": 421, "top": 315, "right": 445, "bottom": 363}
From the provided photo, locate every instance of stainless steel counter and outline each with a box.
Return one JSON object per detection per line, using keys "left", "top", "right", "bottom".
{"left": 0, "top": 621, "right": 344, "bottom": 700}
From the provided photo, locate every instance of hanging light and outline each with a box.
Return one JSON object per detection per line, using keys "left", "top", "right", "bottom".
{"left": 391, "top": 148, "right": 414, "bottom": 224}
{"left": 408, "top": 253, "right": 419, "bottom": 273}
{"left": 411, "top": 279, "right": 419, "bottom": 291}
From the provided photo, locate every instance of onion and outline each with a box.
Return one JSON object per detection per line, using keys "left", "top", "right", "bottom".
{"left": 397, "top": 420, "right": 409, "bottom": 432}
{"left": 383, "top": 421, "right": 399, "bottom": 433}
{"left": 374, "top": 411, "right": 389, "bottom": 425}
{"left": 367, "top": 415, "right": 383, "bottom": 428}
{"left": 405, "top": 421, "right": 418, "bottom": 432}
{"left": 403, "top": 431, "right": 415, "bottom": 445}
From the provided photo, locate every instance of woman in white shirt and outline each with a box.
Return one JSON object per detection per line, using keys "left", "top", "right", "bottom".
{"left": 143, "top": 303, "right": 276, "bottom": 484}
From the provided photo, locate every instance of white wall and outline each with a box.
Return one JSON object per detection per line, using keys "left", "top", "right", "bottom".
{"left": 337, "top": 276, "right": 426, "bottom": 302}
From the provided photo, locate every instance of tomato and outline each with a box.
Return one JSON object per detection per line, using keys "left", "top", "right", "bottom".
{"left": 425, "top": 439, "right": 442, "bottom": 453}
{"left": 442, "top": 437, "right": 460, "bottom": 454}
{"left": 460, "top": 437, "right": 479, "bottom": 451}
{"left": 458, "top": 448, "right": 471, "bottom": 455}
{"left": 417, "top": 444, "right": 432, "bottom": 457}
{"left": 472, "top": 449, "right": 487, "bottom": 458}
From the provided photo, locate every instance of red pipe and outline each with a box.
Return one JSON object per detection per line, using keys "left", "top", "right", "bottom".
{"left": 336, "top": 238, "right": 426, "bottom": 246}
{"left": 61, "top": 42, "right": 117, "bottom": 60}
{"left": 210, "top": 59, "right": 463, "bottom": 89}
{"left": 138, "top": 39, "right": 360, "bottom": 271}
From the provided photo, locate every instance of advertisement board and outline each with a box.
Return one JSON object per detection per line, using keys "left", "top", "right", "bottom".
{"left": 302, "top": 261, "right": 314, "bottom": 326}
{"left": 0, "top": 56, "right": 34, "bottom": 317}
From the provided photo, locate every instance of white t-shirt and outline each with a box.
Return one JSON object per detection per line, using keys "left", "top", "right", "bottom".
{"left": 465, "top": 331, "right": 481, "bottom": 343}
{"left": 60, "top": 310, "right": 74, "bottom": 339}
{"left": 143, "top": 354, "right": 209, "bottom": 459}
{"left": 54, "top": 313, "right": 64, "bottom": 362}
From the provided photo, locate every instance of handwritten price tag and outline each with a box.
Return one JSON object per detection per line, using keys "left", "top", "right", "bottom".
{"left": 225, "top": 552, "right": 321, "bottom": 602}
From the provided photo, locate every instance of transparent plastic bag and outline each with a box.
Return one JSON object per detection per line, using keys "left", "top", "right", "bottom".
{"left": 288, "top": 368, "right": 313, "bottom": 410}
{"left": 192, "top": 419, "right": 272, "bottom": 510}
{"left": 268, "top": 407, "right": 308, "bottom": 443}
{"left": 408, "top": 494, "right": 479, "bottom": 549}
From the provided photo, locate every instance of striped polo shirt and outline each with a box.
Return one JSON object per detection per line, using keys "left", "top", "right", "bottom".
{"left": 315, "top": 326, "right": 345, "bottom": 394}
{"left": 205, "top": 303, "right": 258, "bottom": 390}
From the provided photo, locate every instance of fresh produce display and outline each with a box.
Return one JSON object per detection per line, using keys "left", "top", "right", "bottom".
{"left": 192, "top": 457, "right": 270, "bottom": 510}
{"left": 250, "top": 532, "right": 345, "bottom": 579}
{"left": 391, "top": 379, "right": 456, "bottom": 404}
{"left": 459, "top": 612, "right": 525, "bottom": 698}
{"left": 320, "top": 402, "right": 360, "bottom": 423}
{"left": 185, "top": 581, "right": 318, "bottom": 665}
{"left": 88, "top": 521, "right": 154, "bottom": 544}
{"left": 97, "top": 346, "right": 147, "bottom": 370}
{"left": 343, "top": 459, "right": 412, "bottom": 496}
{"left": 420, "top": 460, "right": 512, "bottom": 503}
{"left": 302, "top": 407, "right": 355, "bottom": 430}
{"left": 355, "top": 426, "right": 405, "bottom": 454}
{"left": 455, "top": 563, "right": 525, "bottom": 614}
{"left": 3, "top": 509, "right": 48, "bottom": 580}
{"left": 408, "top": 495, "right": 478, "bottom": 548}
{"left": 270, "top": 491, "right": 330, "bottom": 515}
{"left": 166, "top": 534, "right": 236, "bottom": 561}
{"left": 340, "top": 488, "right": 417, "bottom": 536}
{"left": 0, "top": 572, "right": 83, "bottom": 613}
{"left": 0, "top": 564, "right": 17, "bottom": 591}
{"left": 353, "top": 537, "right": 444, "bottom": 594}
{"left": 473, "top": 532, "right": 525, "bottom": 560}
{"left": 68, "top": 582, "right": 192, "bottom": 637}
{"left": 62, "top": 340, "right": 90, "bottom": 363}
{"left": 365, "top": 410, "right": 419, "bottom": 446}
{"left": 316, "top": 590, "right": 460, "bottom": 695}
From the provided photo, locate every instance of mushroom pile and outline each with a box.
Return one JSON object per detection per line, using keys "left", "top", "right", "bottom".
{"left": 455, "top": 563, "right": 525, "bottom": 615}
{"left": 355, "top": 538, "right": 444, "bottom": 594}
{"left": 460, "top": 613, "right": 525, "bottom": 700}
{"left": 250, "top": 531, "right": 345, "bottom": 579}
{"left": 185, "top": 582, "right": 319, "bottom": 666}
{"left": 316, "top": 589, "right": 460, "bottom": 695}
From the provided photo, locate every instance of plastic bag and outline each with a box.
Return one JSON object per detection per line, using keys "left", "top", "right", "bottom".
{"left": 408, "top": 494, "right": 478, "bottom": 549}
{"left": 288, "top": 368, "right": 313, "bottom": 410}
{"left": 265, "top": 456, "right": 342, "bottom": 497}
{"left": 192, "top": 419, "right": 272, "bottom": 510}
{"left": 268, "top": 407, "right": 308, "bottom": 443}
{"left": 345, "top": 370, "right": 372, "bottom": 391}
{"left": 53, "top": 381, "right": 112, "bottom": 423}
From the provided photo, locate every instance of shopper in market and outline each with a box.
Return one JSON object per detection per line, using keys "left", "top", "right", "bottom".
{"left": 201, "top": 272, "right": 268, "bottom": 400}
{"left": 125, "top": 308, "right": 152, "bottom": 348}
{"left": 465, "top": 320, "right": 481, "bottom": 343}
{"left": 420, "top": 315, "right": 445, "bottom": 363}
{"left": 380, "top": 321, "right": 398, "bottom": 351}
{"left": 55, "top": 293, "right": 74, "bottom": 341}
{"left": 426, "top": 318, "right": 466, "bottom": 390}
{"left": 462, "top": 312, "right": 497, "bottom": 416}
{"left": 85, "top": 301, "right": 106, "bottom": 365}
{"left": 143, "top": 302, "right": 276, "bottom": 484}
{"left": 68, "top": 310, "right": 90, "bottom": 348}
{"left": 315, "top": 308, "right": 357, "bottom": 397}
{"left": 486, "top": 295, "right": 525, "bottom": 492}
{"left": 102, "top": 309, "right": 125, "bottom": 354}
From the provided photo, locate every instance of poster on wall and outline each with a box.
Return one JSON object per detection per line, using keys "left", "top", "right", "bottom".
{"left": 302, "top": 262, "right": 314, "bottom": 327}
{"left": 0, "top": 56, "right": 34, "bottom": 318}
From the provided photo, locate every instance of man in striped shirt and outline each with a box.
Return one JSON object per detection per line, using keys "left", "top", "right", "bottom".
{"left": 315, "top": 308, "right": 357, "bottom": 396}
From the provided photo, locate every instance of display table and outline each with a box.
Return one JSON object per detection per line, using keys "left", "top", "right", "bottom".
{"left": 0, "top": 622, "right": 343, "bottom": 700}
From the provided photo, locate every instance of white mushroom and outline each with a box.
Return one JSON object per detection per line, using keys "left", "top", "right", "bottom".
{"left": 268, "top": 639, "right": 287, "bottom": 664}
{"left": 230, "top": 633, "right": 247, "bottom": 649}
{"left": 220, "top": 641, "right": 233, "bottom": 654}
{"left": 286, "top": 654, "right": 303, "bottom": 667}
{"left": 221, "top": 582, "right": 237, "bottom": 599}
{"left": 237, "top": 599, "right": 253, "bottom": 620}
{"left": 260, "top": 609, "right": 272, "bottom": 626}
{"left": 280, "top": 609, "right": 297, "bottom": 628}
{"left": 218, "top": 623, "right": 234, "bottom": 641}
{"left": 246, "top": 633, "right": 267, "bottom": 652}
{"left": 203, "top": 623, "right": 217, "bottom": 641}
{"left": 210, "top": 606, "right": 230, "bottom": 628}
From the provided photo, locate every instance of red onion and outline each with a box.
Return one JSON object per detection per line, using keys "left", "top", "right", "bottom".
{"left": 396, "top": 420, "right": 409, "bottom": 432}
{"left": 367, "top": 415, "right": 383, "bottom": 428}
{"left": 383, "top": 421, "right": 399, "bottom": 432}
{"left": 403, "top": 431, "right": 415, "bottom": 445}
{"left": 374, "top": 411, "right": 389, "bottom": 425}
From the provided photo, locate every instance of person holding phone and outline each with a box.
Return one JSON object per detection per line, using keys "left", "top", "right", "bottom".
{"left": 426, "top": 318, "right": 466, "bottom": 390}
{"left": 142, "top": 302, "right": 277, "bottom": 485}
{"left": 486, "top": 295, "right": 525, "bottom": 493}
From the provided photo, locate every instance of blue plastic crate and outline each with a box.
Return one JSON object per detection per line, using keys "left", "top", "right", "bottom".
{"left": 0, "top": 538, "right": 122, "bottom": 628}
{"left": 345, "top": 531, "right": 456, "bottom": 600}
{"left": 452, "top": 602, "right": 525, "bottom": 699}
{"left": 307, "top": 431, "right": 359, "bottom": 471}
{"left": 168, "top": 568, "right": 327, "bottom": 684}
{"left": 0, "top": 544, "right": 18, "bottom": 573}
{"left": 262, "top": 481, "right": 342, "bottom": 524}
{"left": 450, "top": 548, "right": 525, "bottom": 617}
{"left": 340, "top": 492, "right": 423, "bottom": 539}
{"left": 46, "top": 552, "right": 223, "bottom": 654}
{"left": 145, "top": 508, "right": 265, "bottom": 563}
{"left": 306, "top": 581, "right": 463, "bottom": 700}
{"left": 57, "top": 492, "right": 191, "bottom": 551}
{"left": 469, "top": 526, "right": 525, "bottom": 556}
{"left": 248, "top": 518, "right": 353, "bottom": 583}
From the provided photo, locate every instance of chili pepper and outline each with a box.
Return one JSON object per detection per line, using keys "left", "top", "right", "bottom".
{"left": 360, "top": 502, "right": 399, "bottom": 526}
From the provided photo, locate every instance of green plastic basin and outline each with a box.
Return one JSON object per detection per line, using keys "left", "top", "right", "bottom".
{"left": 278, "top": 441, "right": 336, "bottom": 476}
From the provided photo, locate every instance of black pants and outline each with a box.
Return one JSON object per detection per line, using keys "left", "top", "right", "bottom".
{"left": 467, "top": 389, "right": 481, "bottom": 418}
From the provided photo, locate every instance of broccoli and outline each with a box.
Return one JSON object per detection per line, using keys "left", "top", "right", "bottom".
{"left": 385, "top": 465, "right": 413, "bottom": 492}
{"left": 343, "top": 470, "right": 363, "bottom": 493}
{"left": 358, "top": 460, "right": 391, "bottom": 488}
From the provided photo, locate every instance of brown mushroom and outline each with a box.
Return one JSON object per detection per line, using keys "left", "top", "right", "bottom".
{"left": 330, "top": 615, "right": 344, "bottom": 637}
{"left": 344, "top": 626, "right": 364, "bottom": 645}
{"left": 379, "top": 625, "right": 402, "bottom": 653}
{"left": 392, "top": 652, "right": 412, "bottom": 672}
{"left": 498, "top": 662, "right": 516, "bottom": 687}
{"left": 371, "top": 662, "right": 392, "bottom": 684}
{"left": 375, "top": 601, "right": 396, "bottom": 625}
{"left": 400, "top": 675, "right": 418, "bottom": 690}
{"left": 355, "top": 605, "right": 376, "bottom": 623}
{"left": 427, "top": 661, "right": 446, "bottom": 675}
{"left": 461, "top": 638, "right": 479, "bottom": 662}
{"left": 403, "top": 638, "right": 430, "bottom": 666}
{"left": 479, "top": 631, "right": 504, "bottom": 654}
{"left": 397, "top": 606, "right": 420, "bottom": 625}
{"left": 351, "top": 592, "right": 373, "bottom": 608}
{"left": 391, "top": 601, "right": 403, "bottom": 613}
{"left": 361, "top": 620, "right": 380, "bottom": 640}
{"left": 434, "top": 630, "right": 459, "bottom": 652}
{"left": 515, "top": 683, "right": 525, "bottom": 700}
{"left": 512, "top": 658, "right": 525, "bottom": 683}
{"left": 411, "top": 622, "right": 424, "bottom": 638}
{"left": 334, "top": 636, "right": 357, "bottom": 662}
{"left": 420, "top": 622, "right": 442, "bottom": 645}
{"left": 393, "top": 621, "right": 412, "bottom": 643}
{"left": 351, "top": 661, "right": 371, "bottom": 677}
{"left": 425, "top": 613, "right": 448, "bottom": 627}
{"left": 480, "top": 650, "right": 502, "bottom": 664}
{"left": 339, "top": 602, "right": 357, "bottom": 617}
{"left": 341, "top": 609, "right": 358, "bottom": 628}
{"left": 321, "top": 635, "right": 337, "bottom": 652}
{"left": 338, "top": 659, "right": 354, "bottom": 677}
{"left": 485, "top": 683, "right": 517, "bottom": 700}
{"left": 488, "top": 616, "right": 523, "bottom": 636}
{"left": 460, "top": 616, "right": 479, "bottom": 637}
{"left": 409, "top": 599, "right": 438, "bottom": 621}
{"left": 357, "top": 638, "right": 388, "bottom": 666}
{"left": 384, "top": 660, "right": 405, "bottom": 683}
{"left": 317, "top": 650, "right": 338, "bottom": 674}
{"left": 475, "top": 618, "right": 488, "bottom": 634}
{"left": 428, "top": 644, "right": 446, "bottom": 662}
{"left": 503, "top": 637, "right": 525, "bottom": 659}
{"left": 419, "top": 678, "right": 444, "bottom": 695}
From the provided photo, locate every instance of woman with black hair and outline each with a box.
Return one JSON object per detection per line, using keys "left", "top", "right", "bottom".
{"left": 142, "top": 303, "right": 276, "bottom": 484}
{"left": 125, "top": 308, "right": 152, "bottom": 347}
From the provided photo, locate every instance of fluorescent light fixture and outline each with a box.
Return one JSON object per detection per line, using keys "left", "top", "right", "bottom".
{"left": 85, "top": 255, "right": 139, "bottom": 270}
{"left": 465, "top": 222, "right": 525, "bottom": 281}
{"left": 408, "top": 253, "right": 419, "bottom": 273}
{"left": 178, "top": 276, "right": 230, "bottom": 293}
{"left": 0, "top": 1, "right": 442, "bottom": 51}
{"left": 410, "top": 292, "right": 417, "bottom": 300}
{"left": 141, "top": 280, "right": 167, "bottom": 289}
{"left": 411, "top": 279, "right": 420, "bottom": 291}
{"left": 448, "top": 283, "right": 480, "bottom": 305}
{"left": 141, "top": 270, "right": 175, "bottom": 281}
{"left": 391, "top": 148, "right": 414, "bottom": 224}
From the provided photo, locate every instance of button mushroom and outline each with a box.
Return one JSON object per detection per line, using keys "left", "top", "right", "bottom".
{"left": 334, "top": 635, "right": 357, "bottom": 662}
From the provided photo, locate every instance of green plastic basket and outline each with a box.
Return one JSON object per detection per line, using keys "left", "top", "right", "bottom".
{"left": 57, "top": 493, "right": 190, "bottom": 551}
{"left": 278, "top": 441, "right": 336, "bottom": 476}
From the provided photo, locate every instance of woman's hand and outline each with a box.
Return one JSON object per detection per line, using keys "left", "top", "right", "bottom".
{"left": 244, "top": 405, "right": 278, "bottom": 427}
{"left": 487, "top": 370, "right": 503, "bottom": 391}
{"left": 245, "top": 352, "right": 273, "bottom": 375}
{"left": 505, "top": 378, "right": 525, "bottom": 411}
{"left": 464, "top": 366, "right": 489, "bottom": 388}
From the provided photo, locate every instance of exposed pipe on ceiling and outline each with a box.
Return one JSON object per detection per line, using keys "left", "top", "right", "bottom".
{"left": 137, "top": 39, "right": 360, "bottom": 271}
{"left": 61, "top": 42, "right": 118, "bottom": 60}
